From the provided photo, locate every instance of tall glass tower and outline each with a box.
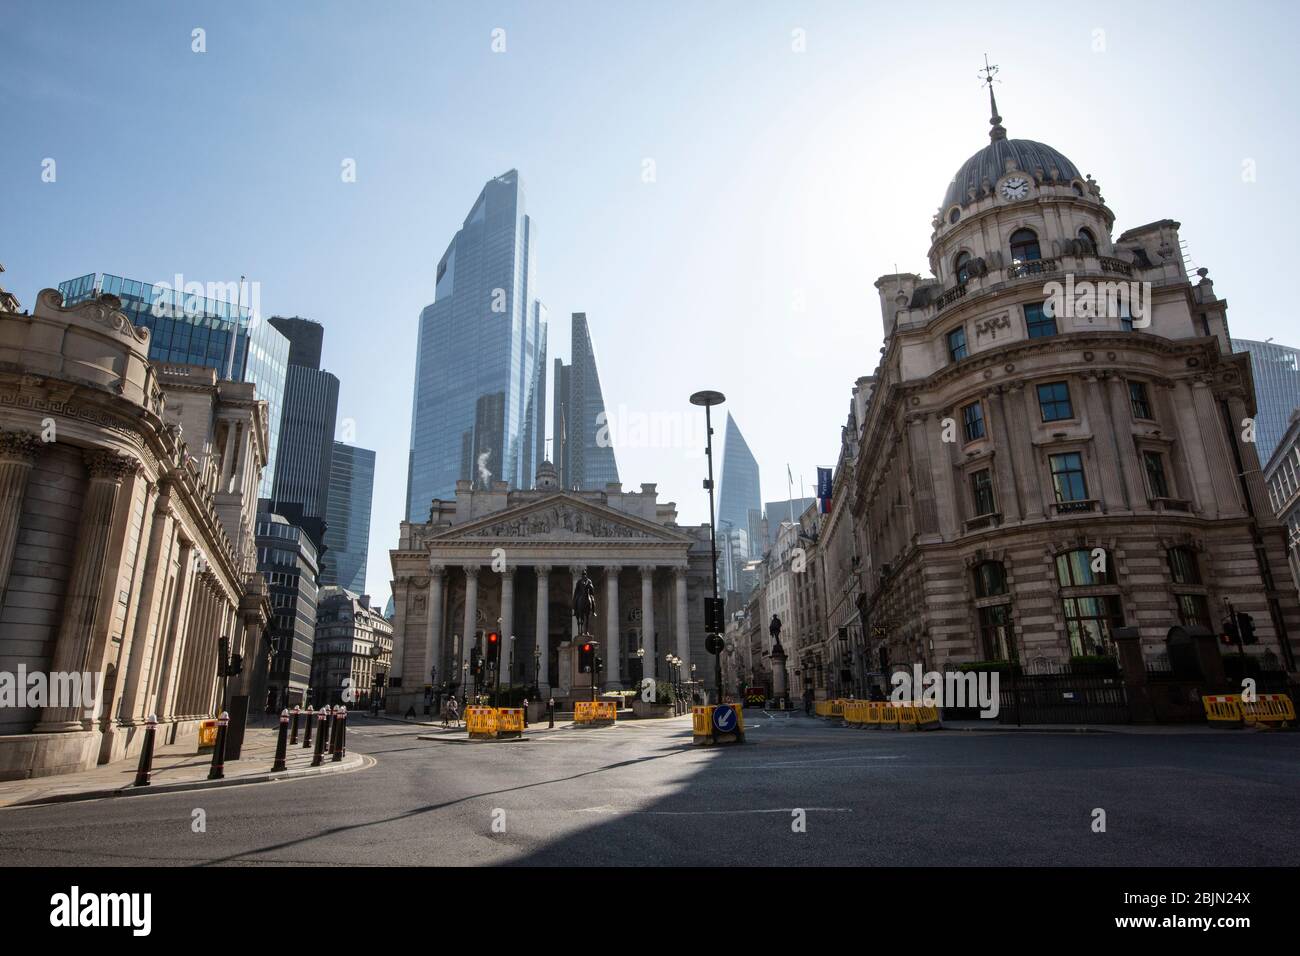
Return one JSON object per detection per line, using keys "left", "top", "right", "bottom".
{"left": 553, "top": 313, "right": 619, "bottom": 490}
{"left": 717, "top": 413, "right": 762, "bottom": 590}
{"left": 1232, "top": 338, "right": 1300, "bottom": 464}
{"left": 321, "top": 441, "right": 376, "bottom": 594}
{"left": 58, "top": 273, "right": 289, "bottom": 497}
{"left": 406, "top": 170, "right": 548, "bottom": 520}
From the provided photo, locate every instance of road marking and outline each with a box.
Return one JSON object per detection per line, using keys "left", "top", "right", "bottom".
{"left": 725, "top": 756, "right": 905, "bottom": 769}
{"left": 575, "top": 806, "right": 852, "bottom": 815}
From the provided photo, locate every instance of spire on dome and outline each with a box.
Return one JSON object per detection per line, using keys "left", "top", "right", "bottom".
{"left": 979, "top": 54, "right": 1006, "bottom": 141}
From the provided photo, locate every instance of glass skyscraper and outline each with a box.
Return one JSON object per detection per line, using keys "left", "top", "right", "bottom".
{"left": 1232, "top": 338, "right": 1300, "bottom": 464}
{"left": 58, "top": 272, "right": 289, "bottom": 497}
{"left": 553, "top": 313, "right": 619, "bottom": 490}
{"left": 406, "top": 170, "right": 548, "bottom": 520}
{"left": 269, "top": 317, "right": 339, "bottom": 519}
{"left": 321, "top": 441, "right": 376, "bottom": 595}
{"left": 717, "top": 413, "right": 762, "bottom": 590}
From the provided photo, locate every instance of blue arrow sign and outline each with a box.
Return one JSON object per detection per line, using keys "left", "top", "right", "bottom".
{"left": 712, "top": 704, "right": 738, "bottom": 734}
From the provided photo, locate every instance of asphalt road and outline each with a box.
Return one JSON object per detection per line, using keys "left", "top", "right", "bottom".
{"left": 1, "top": 713, "right": 1297, "bottom": 866}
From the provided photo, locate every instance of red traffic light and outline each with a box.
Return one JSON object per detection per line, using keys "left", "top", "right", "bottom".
{"left": 488, "top": 632, "right": 499, "bottom": 643}
{"left": 582, "top": 643, "right": 592, "bottom": 652}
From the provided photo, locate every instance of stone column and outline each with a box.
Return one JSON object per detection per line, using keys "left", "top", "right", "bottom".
{"left": 424, "top": 564, "right": 445, "bottom": 690}
{"left": 154, "top": 540, "right": 195, "bottom": 721}
{"left": 535, "top": 565, "right": 551, "bottom": 693}
{"left": 0, "top": 430, "right": 42, "bottom": 608}
{"left": 461, "top": 566, "right": 479, "bottom": 681}
{"left": 118, "top": 483, "right": 176, "bottom": 724}
{"left": 499, "top": 567, "right": 514, "bottom": 681}
{"left": 36, "top": 450, "right": 137, "bottom": 733}
{"left": 605, "top": 566, "right": 621, "bottom": 689}
{"left": 640, "top": 565, "right": 657, "bottom": 682}
{"left": 674, "top": 567, "right": 691, "bottom": 673}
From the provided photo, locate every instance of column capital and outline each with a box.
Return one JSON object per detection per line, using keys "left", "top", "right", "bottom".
{"left": 673, "top": 566, "right": 688, "bottom": 581}
{"left": 463, "top": 565, "right": 480, "bottom": 580}
{"left": 604, "top": 564, "right": 622, "bottom": 576}
{"left": 428, "top": 561, "right": 445, "bottom": 578}
{"left": 639, "top": 564, "right": 658, "bottom": 577}
{"left": 0, "top": 430, "right": 44, "bottom": 465}
{"left": 535, "top": 564, "right": 551, "bottom": 576}
{"left": 498, "top": 566, "right": 515, "bottom": 579}
{"left": 84, "top": 449, "right": 139, "bottom": 482}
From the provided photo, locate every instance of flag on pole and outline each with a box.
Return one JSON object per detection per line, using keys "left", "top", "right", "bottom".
{"left": 816, "top": 467, "right": 833, "bottom": 514}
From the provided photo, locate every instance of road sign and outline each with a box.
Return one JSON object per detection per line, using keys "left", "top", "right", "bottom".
{"left": 704, "top": 597, "right": 726, "bottom": 633}
{"left": 712, "top": 704, "right": 738, "bottom": 734}
{"left": 705, "top": 634, "right": 725, "bottom": 654}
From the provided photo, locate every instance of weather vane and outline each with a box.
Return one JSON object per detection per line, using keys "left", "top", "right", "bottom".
{"left": 979, "top": 53, "right": 1000, "bottom": 89}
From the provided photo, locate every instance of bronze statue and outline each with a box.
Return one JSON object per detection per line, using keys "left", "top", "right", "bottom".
{"left": 573, "top": 569, "right": 597, "bottom": 634}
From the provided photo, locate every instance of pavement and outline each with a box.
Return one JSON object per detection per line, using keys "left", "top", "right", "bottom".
{"left": 0, "top": 719, "right": 367, "bottom": 809}
{"left": 2, "top": 710, "right": 1297, "bottom": 866}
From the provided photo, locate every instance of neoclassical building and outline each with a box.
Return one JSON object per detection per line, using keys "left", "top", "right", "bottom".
{"left": 0, "top": 288, "right": 269, "bottom": 778}
{"left": 850, "top": 92, "right": 1300, "bottom": 676}
{"left": 388, "top": 462, "right": 713, "bottom": 712}
{"left": 312, "top": 586, "right": 393, "bottom": 707}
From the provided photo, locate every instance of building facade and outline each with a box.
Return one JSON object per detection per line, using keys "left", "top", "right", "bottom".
{"left": 1264, "top": 409, "right": 1300, "bottom": 607}
{"left": 256, "top": 507, "right": 320, "bottom": 710}
{"left": 1231, "top": 338, "right": 1300, "bottom": 464}
{"left": 269, "top": 316, "right": 338, "bottom": 519}
{"left": 321, "top": 441, "right": 376, "bottom": 594}
{"left": 553, "top": 312, "right": 619, "bottom": 491}
{"left": 406, "top": 169, "right": 548, "bottom": 520}
{"left": 59, "top": 273, "right": 288, "bottom": 497}
{"left": 311, "top": 587, "right": 392, "bottom": 707}
{"left": 388, "top": 461, "right": 713, "bottom": 713}
{"left": 848, "top": 94, "right": 1299, "bottom": 686}
{"left": 0, "top": 289, "right": 269, "bottom": 778}
{"left": 716, "top": 413, "right": 761, "bottom": 590}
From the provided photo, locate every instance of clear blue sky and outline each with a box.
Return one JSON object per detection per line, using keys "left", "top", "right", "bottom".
{"left": 6, "top": 0, "right": 1299, "bottom": 607}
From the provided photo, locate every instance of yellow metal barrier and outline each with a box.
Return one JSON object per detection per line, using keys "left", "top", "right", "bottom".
{"left": 814, "top": 700, "right": 831, "bottom": 718}
{"left": 692, "top": 703, "right": 745, "bottom": 744}
{"left": 864, "top": 702, "right": 883, "bottom": 726}
{"left": 897, "top": 703, "right": 918, "bottom": 731}
{"left": 495, "top": 707, "right": 525, "bottom": 737}
{"left": 879, "top": 703, "right": 899, "bottom": 729}
{"left": 843, "top": 701, "right": 869, "bottom": 725}
{"left": 574, "top": 700, "right": 617, "bottom": 724}
{"left": 829, "top": 699, "right": 846, "bottom": 718}
{"left": 197, "top": 719, "right": 218, "bottom": 751}
{"left": 914, "top": 705, "right": 942, "bottom": 730}
{"left": 1201, "top": 695, "right": 1243, "bottom": 725}
{"left": 465, "top": 706, "right": 498, "bottom": 738}
{"left": 1240, "top": 694, "right": 1294, "bottom": 726}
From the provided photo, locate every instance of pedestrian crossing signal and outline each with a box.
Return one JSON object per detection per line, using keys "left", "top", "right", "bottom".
{"left": 487, "top": 631, "right": 500, "bottom": 662}
{"left": 579, "top": 642, "right": 597, "bottom": 673}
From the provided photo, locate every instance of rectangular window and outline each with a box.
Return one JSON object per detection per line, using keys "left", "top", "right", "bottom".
{"left": 1025, "top": 302, "right": 1058, "bottom": 338}
{"left": 1143, "top": 450, "right": 1170, "bottom": 498}
{"left": 1177, "top": 593, "right": 1211, "bottom": 629}
{"left": 1062, "top": 595, "right": 1125, "bottom": 657}
{"left": 978, "top": 603, "right": 1017, "bottom": 661}
{"left": 1037, "top": 381, "right": 1073, "bottom": 422}
{"left": 1129, "top": 381, "right": 1153, "bottom": 419}
{"left": 971, "top": 469, "right": 997, "bottom": 516}
{"left": 947, "top": 327, "right": 968, "bottom": 362}
{"left": 962, "top": 401, "right": 986, "bottom": 441}
{"left": 1049, "top": 452, "right": 1088, "bottom": 503}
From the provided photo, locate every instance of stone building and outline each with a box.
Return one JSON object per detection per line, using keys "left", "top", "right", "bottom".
{"left": 1264, "top": 409, "right": 1300, "bottom": 606}
{"left": 311, "top": 587, "right": 393, "bottom": 707}
{"left": 849, "top": 93, "right": 1300, "bottom": 680}
{"left": 0, "top": 289, "right": 269, "bottom": 778}
{"left": 388, "top": 461, "right": 713, "bottom": 713}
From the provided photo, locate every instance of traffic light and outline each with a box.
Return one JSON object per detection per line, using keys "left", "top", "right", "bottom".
{"left": 579, "top": 642, "right": 594, "bottom": 673}
{"left": 595, "top": 656, "right": 604, "bottom": 675}
{"left": 470, "top": 647, "right": 483, "bottom": 677}
{"left": 1238, "top": 612, "right": 1257, "bottom": 645}
{"left": 486, "top": 631, "right": 500, "bottom": 663}
{"left": 1222, "top": 616, "right": 1239, "bottom": 644}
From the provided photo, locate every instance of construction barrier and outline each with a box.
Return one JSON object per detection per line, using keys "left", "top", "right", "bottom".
{"left": 691, "top": 704, "right": 745, "bottom": 744}
{"left": 574, "top": 700, "right": 617, "bottom": 725}
{"left": 914, "top": 705, "right": 942, "bottom": 730}
{"left": 465, "top": 706, "right": 498, "bottom": 739}
{"left": 897, "top": 703, "right": 918, "bottom": 732}
{"left": 843, "top": 701, "right": 869, "bottom": 726}
{"left": 1201, "top": 694, "right": 1243, "bottom": 725}
{"left": 197, "top": 719, "right": 218, "bottom": 752}
{"left": 1240, "top": 694, "right": 1295, "bottom": 727}
{"left": 878, "top": 703, "right": 899, "bottom": 730}
{"left": 495, "top": 708, "right": 525, "bottom": 738}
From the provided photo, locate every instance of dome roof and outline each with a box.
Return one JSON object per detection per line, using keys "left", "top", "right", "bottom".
{"left": 942, "top": 138, "right": 1082, "bottom": 211}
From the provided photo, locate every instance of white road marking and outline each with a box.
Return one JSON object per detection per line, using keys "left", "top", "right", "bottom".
{"left": 575, "top": 806, "right": 852, "bottom": 815}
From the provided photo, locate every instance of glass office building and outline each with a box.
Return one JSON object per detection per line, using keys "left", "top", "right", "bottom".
{"left": 1232, "top": 338, "right": 1300, "bottom": 464}
{"left": 717, "top": 413, "right": 762, "bottom": 590}
{"left": 406, "top": 170, "right": 548, "bottom": 520}
{"left": 553, "top": 313, "right": 619, "bottom": 490}
{"left": 58, "top": 273, "right": 289, "bottom": 497}
{"left": 321, "top": 441, "right": 376, "bottom": 595}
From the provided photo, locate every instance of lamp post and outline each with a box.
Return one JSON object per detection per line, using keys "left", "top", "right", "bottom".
{"left": 666, "top": 654, "right": 677, "bottom": 714}
{"left": 533, "top": 645, "right": 541, "bottom": 695}
{"left": 690, "top": 389, "right": 725, "bottom": 705}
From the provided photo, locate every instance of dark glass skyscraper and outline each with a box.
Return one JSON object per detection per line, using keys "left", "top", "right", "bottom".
{"left": 321, "top": 441, "right": 376, "bottom": 594}
{"left": 58, "top": 272, "right": 289, "bottom": 496}
{"left": 553, "top": 313, "right": 619, "bottom": 490}
{"left": 406, "top": 170, "right": 548, "bottom": 520}
{"left": 717, "top": 413, "right": 762, "bottom": 589}
{"left": 270, "top": 316, "right": 338, "bottom": 518}
{"left": 1232, "top": 337, "right": 1300, "bottom": 464}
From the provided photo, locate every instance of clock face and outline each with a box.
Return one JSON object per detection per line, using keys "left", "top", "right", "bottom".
{"left": 1000, "top": 177, "right": 1030, "bottom": 200}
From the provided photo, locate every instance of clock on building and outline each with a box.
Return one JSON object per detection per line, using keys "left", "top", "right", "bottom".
{"left": 1000, "top": 176, "right": 1030, "bottom": 200}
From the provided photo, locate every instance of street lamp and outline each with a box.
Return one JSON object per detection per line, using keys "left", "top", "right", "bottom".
{"left": 690, "top": 388, "right": 726, "bottom": 705}
{"left": 666, "top": 654, "right": 678, "bottom": 714}
{"left": 533, "top": 644, "right": 541, "bottom": 695}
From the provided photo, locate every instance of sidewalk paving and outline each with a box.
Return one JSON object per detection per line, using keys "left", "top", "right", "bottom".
{"left": 0, "top": 720, "right": 366, "bottom": 809}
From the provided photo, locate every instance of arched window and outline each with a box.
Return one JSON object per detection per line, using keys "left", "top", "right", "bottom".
{"left": 1055, "top": 549, "right": 1115, "bottom": 587}
{"left": 973, "top": 560, "right": 1008, "bottom": 597}
{"left": 1009, "top": 228, "right": 1041, "bottom": 263}
{"left": 954, "top": 251, "right": 972, "bottom": 285}
{"left": 1077, "top": 228, "right": 1097, "bottom": 254}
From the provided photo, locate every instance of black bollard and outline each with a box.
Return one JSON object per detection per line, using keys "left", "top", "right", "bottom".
{"left": 271, "top": 708, "right": 290, "bottom": 772}
{"left": 290, "top": 705, "right": 301, "bottom": 744}
{"left": 207, "top": 711, "right": 230, "bottom": 780}
{"left": 301, "top": 705, "right": 314, "bottom": 748}
{"left": 311, "top": 706, "right": 329, "bottom": 767}
{"left": 548, "top": 697, "right": 555, "bottom": 729}
{"left": 133, "top": 713, "right": 158, "bottom": 787}
{"left": 332, "top": 705, "right": 347, "bottom": 762}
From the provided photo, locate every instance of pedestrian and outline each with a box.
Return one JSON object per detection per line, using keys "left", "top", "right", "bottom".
{"left": 448, "top": 695, "right": 460, "bottom": 727}
{"left": 405, "top": 703, "right": 416, "bottom": 720}
{"left": 440, "top": 699, "right": 450, "bottom": 728}
{"left": 521, "top": 697, "right": 529, "bottom": 728}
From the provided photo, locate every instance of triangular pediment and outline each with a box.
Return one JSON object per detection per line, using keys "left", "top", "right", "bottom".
{"left": 427, "top": 493, "right": 692, "bottom": 544}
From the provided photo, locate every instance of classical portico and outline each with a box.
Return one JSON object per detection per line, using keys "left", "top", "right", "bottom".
{"left": 389, "top": 462, "right": 713, "bottom": 713}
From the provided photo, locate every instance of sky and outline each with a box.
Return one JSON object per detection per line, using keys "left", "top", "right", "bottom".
{"left": 5, "top": 0, "right": 1300, "bottom": 608}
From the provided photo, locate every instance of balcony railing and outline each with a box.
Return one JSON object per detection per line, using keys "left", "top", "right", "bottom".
{"left": 1053, "top": 499, "right": 1097, "bottom": 515}
{"left": 1007, "top": 257, "right": 1059, "bottom": 280}
{"left": 935, "top": 282, "right": 968, "bottom": 312}
{"left": 964, "top": 512, "right": 1002, "bottom": 533}
{"left": 1098, "top": 256, "right": 1133, "bottom": 277}
{"left": 1149, "top": 497, "right": 1191, "bottom": 513}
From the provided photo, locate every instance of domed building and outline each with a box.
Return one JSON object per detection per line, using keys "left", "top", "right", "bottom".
{"left": 850, "top": 87, "right": 1299, "bottom": 709}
